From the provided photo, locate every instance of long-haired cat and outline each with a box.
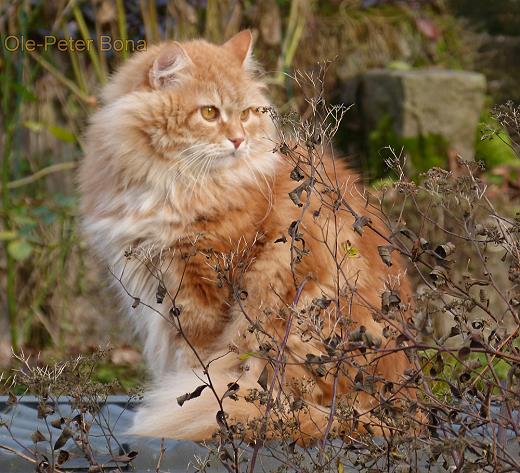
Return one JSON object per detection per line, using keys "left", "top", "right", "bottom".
{"left": 79, "top": 31, "right": 415, "bottom": 443}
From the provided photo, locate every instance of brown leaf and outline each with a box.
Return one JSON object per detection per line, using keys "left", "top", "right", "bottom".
{"left": 290, "top": 165, "right": 305, "bottom": 181}
{"left": 349, "top": 325, "right": 366, "bottom": 342}
{"left": 56, "top": 450, "right": 70, "bottom": 465}
{"left": 53, "top": 427, "right": 73, "bottom": 450}
{"left": 156, "top": 282, "right": 167, "bottom": 304}
{"left": 36, "top": 458, "right": 50, "bottom": 473}
{"left": 50, "top": 416, "right": 65, "bottom": 429}
{"left": 216, "top": 410, "right": 227, "bottom": 430}
{"left": 288, "top": 178, "right": 311, "bottom": 207}
{"left": 31, "top": 430, "right": 47, "bottom": 443}
{"left": 7, "top": 391, "right": 17, "bottom": 406}
{"left": 352, "top": 215, "right": 371, "bottom": 236}
{"left": 112, "top": 450, "right": 138, "bottom": 463}
{"left": 313, "top": 297, "right": 331, "bottom": 309}
{"left": 37, "top": 403, "right": 54, "bottom": 419}
{"left": 177, "top": 384, "right": 208, "bottom": 407}
{"left": 381, "top": 290, "right": 401, "bottom": 313}
{"left": 288, "top": 220, "right": 303, "bottom": 240}
{"left": 257, "top": 365, "right": 268, "bottom": 391}
{"left": 223, "top": 382, "right": 240, "bottom": 401}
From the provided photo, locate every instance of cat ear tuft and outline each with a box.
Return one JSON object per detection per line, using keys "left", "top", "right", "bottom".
{"left": 149, "top": 42, "right": 192, "bottom": 89}
{"left": 223, "top": 30, "right": 254, "bottom": 69}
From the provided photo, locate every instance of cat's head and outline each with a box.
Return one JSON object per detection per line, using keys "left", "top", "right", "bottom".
{"left": 95, "top": 31, "right": 276, "bottom": 187}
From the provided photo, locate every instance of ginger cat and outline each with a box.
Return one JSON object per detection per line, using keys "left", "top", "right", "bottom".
{"left": 79, "top": 31, "right": 415, "bottom": 443}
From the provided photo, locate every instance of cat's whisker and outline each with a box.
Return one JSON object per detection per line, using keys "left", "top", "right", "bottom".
{"left": 164, "top": 154, "right": 201, "bottom": 205}
{"left": 176, "top": 143, "right": 223, "bottom": 178}
{"left": 174, "top": 142, "right": 215, "bottom": 166}
{"left": 243, "top": 153, "right": 274, "bottom": 213}
{"left": 174, "top": 142, "right": 209, "bottom": 160}
{"left": 189, "top": 158, "right": 208, "bottom": 199}
{"left": 186, "top": 151, "right": 214, "bottom": 200}
{"left": 175, "top": 153, "right": 209, "bottom": 184}
{"left": 198, "top": 156, "right": 216, "bottom": 199}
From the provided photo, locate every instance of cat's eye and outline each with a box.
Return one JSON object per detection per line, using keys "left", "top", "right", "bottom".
{"left": 240, "top": 108, "right": 250, "bottom": 121}
{"left": 201, "top": 106, "right": 219, "bottom": 121}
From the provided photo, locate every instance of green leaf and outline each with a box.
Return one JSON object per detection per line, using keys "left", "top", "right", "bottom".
{"left": 8, "top": 239, "right": 33, "bottom": 261}
{"left": 340, "top": 241, "right": 359, "bottom": 258}
{"left": 387, "top": 60, "right": 412, "bottom": 71}
{"left": 23, "top": 120, "right": 45, "bottom": 133}
{"left": 48, "top": 126, "right": 76, "bottom": 143}
{"left": 238, "top": 352, "right": 257, "bottom": 361}
{"left": 23, "top": 121, "right": 76, "bottom": 143}
{"left": 0, "top": 230, "right": 17, "bottom": 240}
{"left": 12, "top": 83, "right": 36, "bottom": 102}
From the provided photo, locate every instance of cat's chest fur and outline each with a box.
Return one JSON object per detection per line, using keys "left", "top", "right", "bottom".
{"left": 86, "top": 179, "right": 266, "bottom": 259}
{"left": 85, "top": 181, "right": 270, "bottom": 373}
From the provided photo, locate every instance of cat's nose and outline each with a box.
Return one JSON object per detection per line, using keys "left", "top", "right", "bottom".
{"left": 229, "top": 137, "right": 244, "bottom": 150}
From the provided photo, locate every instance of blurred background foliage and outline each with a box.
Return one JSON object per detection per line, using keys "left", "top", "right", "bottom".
{"left": 0, "top": 0, "right": 519, "bottom": 388}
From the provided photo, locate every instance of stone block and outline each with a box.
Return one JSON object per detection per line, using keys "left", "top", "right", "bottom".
{"left": 360, "top": 69, "right": 486, "bottom": 160}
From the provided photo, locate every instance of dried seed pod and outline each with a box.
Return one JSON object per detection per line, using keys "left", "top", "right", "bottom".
{"left": 349, "top": 325, "right": 366, "bottom": 342}
{"left": 313, "top": 297, "right": 331, "bottom": 309}
{"left": 288, "top": 178, "right": 311, "bottom": 207}
{"left": 53, "top": 427, "right": 73, "bottom": 450}
{"left": 363, "top": 332, "right": 382, "bottom": 348}
{"left": 37, "top": 403, "right": 54, "bottom": 419}
{"left": 434, "top": 242, "right": 455, "bottom": 259}
{"left": 353, "top": 215, "right": 371, "bottom": 236}
{"left": 31, "top": 430, "right": 46, "bottom": 443}
{"left": 56, "top": 450, "right": 70, "bottom": 466}
{"left": 169, "top": 305, "right": 182, "bottom": 318}
{"left": 419, "top": 238, "right": 430, "bottom": 250}
{"left": 474, "top": 223, "right": 486, "bottom": 236}
{"left": 50, "top": 417, "right": 65, "bottom": 429}
{"left": 156, "top": 282, "right": 166, "bottom": 304}
{"left": 290, "top": 165, "right": 305, "bottom": 181}
{"left": 381, "top": 290, "right": 401, "bottom": 313}
{"left": 377, "top": 245, "right": 393, "bottom": 266}
{"left": 429, "top": 266, "right": 448, "bottom": 286}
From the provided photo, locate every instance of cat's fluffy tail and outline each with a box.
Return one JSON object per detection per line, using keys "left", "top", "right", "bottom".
{"left": 126, "top": 357, "right": 333, "bottom": 442}
{"left": 127, "top": 368, "right": 261, "bottom": 441}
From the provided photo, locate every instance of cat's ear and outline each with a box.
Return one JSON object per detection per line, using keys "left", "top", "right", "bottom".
{"left": 223, "top": 30, "right": 254, "bottom": 69}
{"left": 149, "top": 42, "right": 192, "bottom": 89}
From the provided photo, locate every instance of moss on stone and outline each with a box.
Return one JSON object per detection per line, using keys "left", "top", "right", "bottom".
{"left": 366, "top": 114, "right": 449, "bottom": 180}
